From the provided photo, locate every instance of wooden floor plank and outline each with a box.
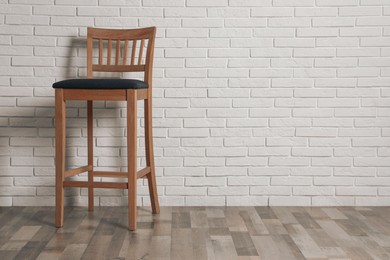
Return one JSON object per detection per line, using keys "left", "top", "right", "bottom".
{"left": 0, "top": 206, "right": 388, "bottom": 259}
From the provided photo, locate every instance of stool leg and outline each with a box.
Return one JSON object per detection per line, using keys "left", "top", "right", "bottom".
{"left": 127, "top": 90, "right": 137, "bottom": 231}
{"left": 144, "top": 97, "right": 160, "bottom": 214}
{"left": 87, "top": 101, "right": 94, "bottom": 211}
{"left": 55, "top": 89, "right": 66, "bottom": 227}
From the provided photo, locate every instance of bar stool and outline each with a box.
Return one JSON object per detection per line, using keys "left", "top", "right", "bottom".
{"left": 53, "top": 27, "right": 160, "bottom": 231}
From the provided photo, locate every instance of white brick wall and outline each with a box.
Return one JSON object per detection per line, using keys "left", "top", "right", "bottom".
{"left": 1, "top": 0, "right": 390, "bottom": 207}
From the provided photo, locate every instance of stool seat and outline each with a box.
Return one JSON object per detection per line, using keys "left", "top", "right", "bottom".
{"left": 53, "top": 78, "right": 148, "bottom": 89}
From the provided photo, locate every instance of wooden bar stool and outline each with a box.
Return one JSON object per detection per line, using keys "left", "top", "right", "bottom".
{"left": 53, "top": 27, "right": 160, "bottom": 231}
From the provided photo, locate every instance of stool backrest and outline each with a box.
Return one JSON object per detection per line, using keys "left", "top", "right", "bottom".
{"left": 87, "top": 27, "right": 156, "bottom": 84}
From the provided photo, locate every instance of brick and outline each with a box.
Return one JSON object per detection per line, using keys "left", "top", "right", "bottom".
{"left": 209, "top": 49, "right": 249, "bottom": 58}
{"left": 166, "top": 187, "right": 207, "bottom": 196}
{"left": 208, "top": 88, "right": 249, "bottom": 98}
{"left": 275, "top": 38, "right": 315, "bottom": 48}
{"left": 182, "top": 138, "right": 222, "bottom": 147}
{"left": 314, "top": 177, "right": 354, "bottom": 186}
{"left": 165, "top": 7, "right": 204, "bottom": 17}
{"left": 186, "top": 177, "right": 225, "bottom": 186}
{"left": 143, "top": 0, "right": 183, "bottom": 6}
{"left": 229, "top": 0, "right": 271, "bottom": 6}
{"left": 164, "top": 148, "right": 204, "bottom": 157}
{"left": 185, "top": 158, "right": 225, "bottom": 167}
{"left": 51, "top": 16, "right": 93, "bottom": 26}
{"left": 252, "top": 48, "right": 292, "bottom": 57}
{"left": 227, "top": 196, "right": 267, "bottom": 206}
{"left": 271, "top": 176, "right": 313, "bottom": 186}
{"left": 312, "top": 158, "right": 352, "bottom": 167}
{"left": 253, "top": 28, "right": 295, "bottom": 38}
{"left": 187, "top": 0, "right": 227, "bottom": 6}
{"left": 293, "top": 186, "right": 334, "bottom": 196}
{"left": 6, "top": 15, "right": 48, "bottom": 25}
{"left": 183, "top": 18, "right": 223, "bottom": 28}
{"left": 310, "top": 138, "right": 350, "bottom": 147}
{"left": 233, "top": 98, "right": 272, "bottom": 108}
{"left": 208, "top": 187, "right": 249, "bottom": 196}
{"left": 312, "top": 17, "right": 355, "bottom": 27}
{"left": 121, "top": 7, "right": 162, "bottom": 17}
{"left": 168, "top": 128, "right": 209, "bottom": 138}
{"left": 226, "top": 157, "right": 267, "bottom": 166}
{"left": 13, "top": 36, "right": 55, "bottom": 46}
{"left": 251, "top": 186, "right": 291, "bottom": 195}
{"left": 207, "top": 8, "right": 249, "bottom": 17}
{"left": 211, "top": 128, "right": 251, "bottom": 137}
{"left": 341, "top": 27, "right": 381, "bottom": 37}
{"left": 335, "top": 148, "right": 376, "bottom": 157}
{"left": 165, "top": 167, "right": 204, "bottom": 176}
{"left": 228, "top": 177, "right": 269, "bottom": 186}
{"left": 0, "top": 4, "right": 32, "bottom": 14}
{"left": 252, "top": 7, "right": 293, "bottom": 17}
{"left": 268, "top": 18, "right": 311, "bottom": 27}
{"left": 184, "top": 118, "right": 225, "bottom": 127}
{"left": 210, "top": 28, "right": 252, "bottom": 38}
{"left": 295, "top": 7, "right": 337, "bottom": 16}
{"left": 294, "top": 48, "right": 335, "bottom": 57}
{"left": 231, "top": 38, "right": 272, "bottom": 48}
{"left": 0, "top": 25, "right": 32, "bottom": 35}
{"left": 188, "top": 38, "right": 229, "bottom": 48}
{"left": 269, "top": 196, "right": 311, "bottom": 206}
{"left": 231, "top": 78, "right": 269, "bottom": 88}
{"left": 316, "top": 0, "right": 358, "bottom": 6}
{"left": 317, "top": 37, "right": 359, "bottom": 47}
{"left": 33, "top": 6, "right": 75, "bottom": 16}
{"left": 249, "top": 147, "right": 289, "bottom": 156}
{"left": 272, "top": 78, "right": 313, "bottom": 88}
{"left": 291, "top": 167, "right": 331, "bottom": 176}
{"left": 337, "top": 48, "right": 380, "bottom": 57}
{"left": 207, "top": 167, "right": 247, "bottom": 176}
{"left": 225, "top": 18, "right": 266, "bottom": 27}
{"left": 270, "top": 157, "right": 310, "bottom": 166}
{"left": 0, "top": 166, "right": 33, "bottom": 176}
{"left": 12, "top": 57, "right": 54, "bottom": 66}
{"left": 227, "top": 118, "right": 267, "bottom": 127}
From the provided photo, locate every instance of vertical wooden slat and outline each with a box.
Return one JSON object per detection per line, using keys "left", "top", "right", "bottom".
{"left": 55, "top": 89, "right": 66, "bottom": 228}
{"left": 138, "top": 39, "right": 145, "bottom": 65}
{"left": 115, "top": 39, "right": 120, "bottom": 65}
{"left": 87, "top": 100, "right": 94, "bottom": 211}
{"left": 107, "top": 39, "right": 112, "bottom": 65}
{"left": 127, "top": 89, "right": 137, "bottom": 231}
{"left": 99, "top": 39, "right": 103, "bottom": 65}
{"left": 87, "top": 34, "right": 93, "bottom": 79}
{"left": 123, "top": 40, "right": 128, "bottom": 65}
{"left": 131, "top": 40, "right": 136, "bottom": 65}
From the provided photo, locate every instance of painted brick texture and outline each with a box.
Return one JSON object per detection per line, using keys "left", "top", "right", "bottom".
{"left": 0, "top": 0, "right": 389, "bottom": 206}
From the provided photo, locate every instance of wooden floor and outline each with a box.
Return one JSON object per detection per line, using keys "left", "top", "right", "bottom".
{"left": 0, "top": 206, "right": 389, "bottom": 260}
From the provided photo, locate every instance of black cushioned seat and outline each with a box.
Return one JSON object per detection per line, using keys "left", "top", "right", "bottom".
{"left": 52, "top": 78, "right": 148, "bottom": 89}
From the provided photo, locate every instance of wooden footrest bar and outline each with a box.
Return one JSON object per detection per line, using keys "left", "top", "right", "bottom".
{"left": 94, "top": 171, "right": 127, "bottom": 178}
{"left": 64, "top": 167, "right": 151, "bottom": 179}
{"left": 63, "top": 181, "right": 128, "bottom": 189}
{"left": 62, "top": 167, "right": 152, "bottom": 189}
{"left": 93, "top": 167, "right": 151, "bottom": 179}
